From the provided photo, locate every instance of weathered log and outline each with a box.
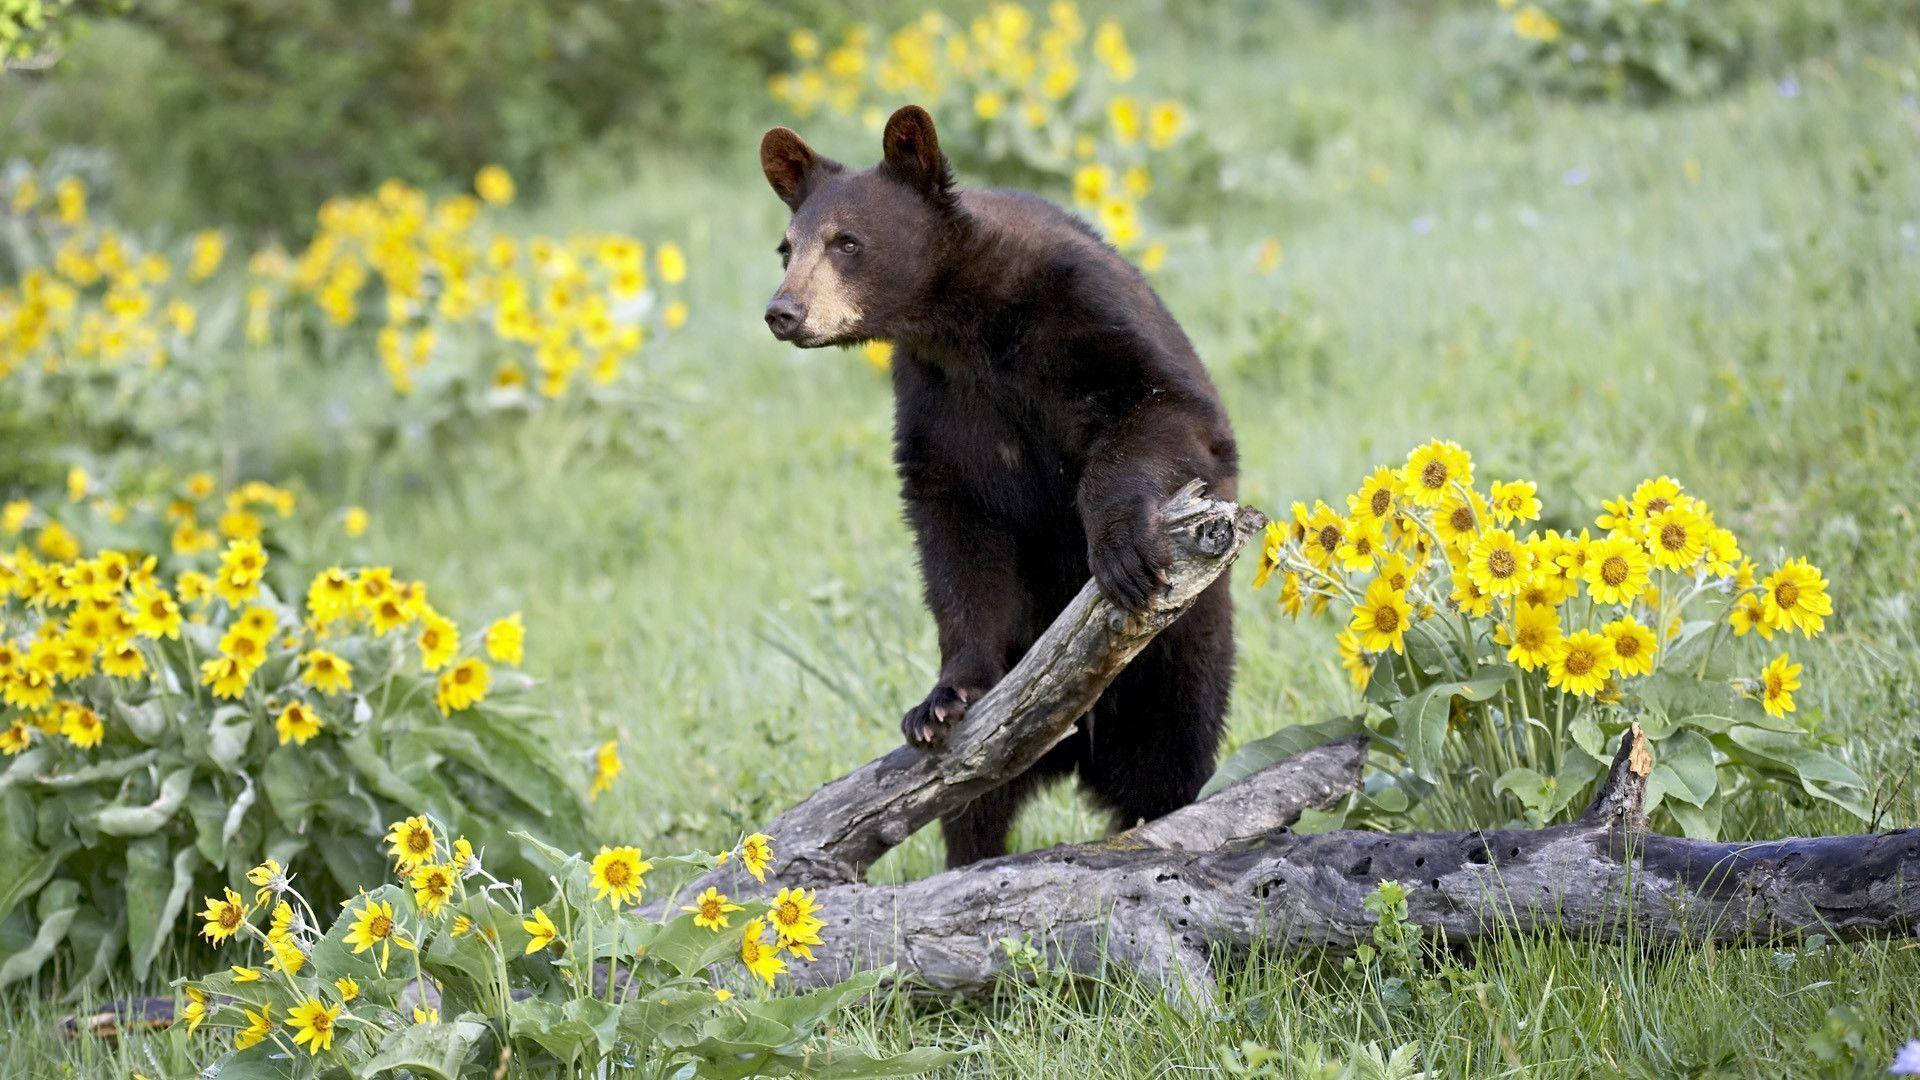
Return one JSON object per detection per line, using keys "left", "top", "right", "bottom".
{"left": 662, "top": 480, "right": 1267, "bottom": 902}
{"left": 772, "top": 727, "right": 1920, "bottom": 997}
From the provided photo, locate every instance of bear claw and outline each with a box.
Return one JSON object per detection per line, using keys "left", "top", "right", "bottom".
{"left": 901, "top": 684, "right": 976, "bottom": 749}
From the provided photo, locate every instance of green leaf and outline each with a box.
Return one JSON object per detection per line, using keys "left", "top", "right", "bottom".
{"left": 0, "top": 880, "right": 78, "bottom": 987}
{"left": 648, "top": 904, "right": 770, "bottom": 979}
{"left": 1492, "top": 767, "right": 1553, "bottom": 824}
{"left": 752, "top": 966, "right": 888, "bottom": 1032}
{"left": 777, "top": 1045, "right": 971, "bottom": 1078}
{"left": 507, "top": 996, "right": 620, "bottom": 1063}
{"left": 125, "top": 839, "right": 198, "bottom": 981}
{"left": 1395, "top": 668, "right": 1515, "bottom": 784}
{"left": 93, "top": 766, "right": 194, "bottom": 837}
{"left": 1199, "top": 715, "right": 1365, "bottom": 799}
{"left": 1666, "top": 798, "right": 1723, "bottom": 840}
{"left": 1724, "top": 726, "right": 1870, "bottom": 819}
{"left": 360, "top": 1017, "right": 491, "bottom": 1079}
{"left": 1644, "top": 729, "right": 1718, "bottom": 812}
{"left": 619, "top": 985, "right": 719, "bottom": 1048}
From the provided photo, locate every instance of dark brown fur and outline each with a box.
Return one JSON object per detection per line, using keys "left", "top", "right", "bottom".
{"left": 761, "top": 107, "right": 1238, "bottom": 867}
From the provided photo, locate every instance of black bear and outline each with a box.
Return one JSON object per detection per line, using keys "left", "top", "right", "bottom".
{"left": 760, "top": 105, "right": 1238, "bottom": 868}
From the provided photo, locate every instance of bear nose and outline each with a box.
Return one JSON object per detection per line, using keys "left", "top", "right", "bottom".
{"left": 764, "top": 296, "right": 806, "bottom": 340}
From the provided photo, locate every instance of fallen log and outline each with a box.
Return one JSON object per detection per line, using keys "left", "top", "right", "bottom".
{"left": 772, "top": 725, "right": 1920, "bottom": 999}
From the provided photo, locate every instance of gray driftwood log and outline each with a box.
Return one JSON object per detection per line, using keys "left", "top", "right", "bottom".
{"left": 771, "top": 725, "right": 1920, "bottom": 1000}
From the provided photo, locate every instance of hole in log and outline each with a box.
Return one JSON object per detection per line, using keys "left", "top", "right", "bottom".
{"left": 1509, "top": 847, "right": 1521, "bottom": 859}
{"left": 1155, "top": 872, "right": 1181, "bottom": 883}
{"left": 1348, "top": 856, "right": 1372, "bottom": 878}
{"left": 1429, "top": 879, "right": 1440, "bottom": 891}
{"left": 1183, "top": 895, "right": 1193, "bottom": 907}
{"left": 1465, "top": 844, "right": 1490, "bottom": 865}
{"left": 1414, "top": 857, "right": 1426, "bottom": 868}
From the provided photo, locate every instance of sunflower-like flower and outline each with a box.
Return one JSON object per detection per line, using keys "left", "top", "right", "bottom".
{"left": 300, "top": 649, "right": 353, "bottom": 694}
{"left": 1336, "top": 628, "right": 1371, "bottom": 691}
{"left": 199, "top": 888, "right": 249, "bottom": 944}
{"left": 1603, "top": 617, "right": 1658, "bottom": 677}
{"left": 1346, "top": 466, "right": 1402, "bottom": 526}
{"left": 1548, "top": 630, "right": 1616, "bottom": 697}
{"left": 1300, "top": 503, "right": 1346, "bottom": 568}
{"left": 285, "top": 997, "right": 341, "bottom": 1055}
{"left": 1488, "top": 479, "right": 1541, "bottom": 526}
{"left": 1466, "top": 528, "right": 1531, "bottom": 598}
{"left": 344, "top": 899, "right": 416, "bottom": 972}
{"left": 1583, "top": 535, "right": 1651, "bottom": 606}
{"left": 410, "top": 863, "right": 457, "bottom": 916}
{"left": 590, "top": 846, "right": 651, "bottom": 908}
{"left": 1502, "top": 603, "right": 1563, "bottom": 672}
{"left": 738, "top": 833, "right": 774, "bottom": 883}
{"left": 1759, "top": 652, "right": 1802, "bottom": 718}
{"left": 1728, "top": 593, "right": 1772, "bottom": 640}
{"left": 1759, "top": 558, "right": 1830, "bottom": 637}
{"left": 1348, "top": 577, "right": 1411, "bottom": 656}
{"left": 275, "top": 701, "right": 324, "bottom": 746}
{"left": 1432, "top": 488, "right": 1490, "bottom": 553}
{"left": 1643, "top": 502, "right": 1707, "bottom": 571}
{"left": 1402, "top": 440, "right": 1472, "bottom": 507}
{"left": 1251, "top": 521, "right": 1285, "bottom": 590}
{"left": 234, "top": 1004, "right": 274, "bottom": 1050}
{"left": 522, "top": 907, "right": 561, "bottom": 954}
{"left": 768, "top": 887, "right": 825, "bottom": 960}
{"left": 682, "top": 887, "right": 745, "bottom": 932}
{"left": 739, "top": 918, "right": 787, "bottom": 986}
{"left": 180, "top": 987, "right": 208, "bottom": 1034}
{"left": 386, "top": 816, "right": 436, "bottom": 871}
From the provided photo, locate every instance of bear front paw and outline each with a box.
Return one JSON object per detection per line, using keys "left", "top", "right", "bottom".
{"left": 1091, "top": 526, "right": 1171, "bottom": 614}
{"left": 901, "top": 684, "right": 979, "bottom": 749}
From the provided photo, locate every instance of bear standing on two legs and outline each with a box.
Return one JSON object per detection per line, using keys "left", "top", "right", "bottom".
{"left": 759, "top": 105, "right": 1239, "bottom": 868}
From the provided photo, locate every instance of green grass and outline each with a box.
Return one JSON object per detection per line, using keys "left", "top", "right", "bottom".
{"left": 9, "top": 4, "right": 1920, "bottom": 1077}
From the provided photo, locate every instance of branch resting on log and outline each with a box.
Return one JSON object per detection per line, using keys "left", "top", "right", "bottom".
{"left": 663, "top": 480, "right": 1268, "bottom": 900}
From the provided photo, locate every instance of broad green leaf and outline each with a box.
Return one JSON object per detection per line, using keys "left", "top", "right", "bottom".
{"left": 93, "top": 766, "right": 194, "bottom": 837}
{"left": 1199, "top": 715, "right": 1365, "bottom": 799}
{"left": 507, "top": 996, "right": 619, "bottom": 1063}
{"left": 752, "top": 967, "right": 888, "bottom": 1032}
{"left": 649, "top": 904, "right": 770, "bottom": 979}
{"left": 125, "top": 838, "right": 198, "bottom": 980}
{"left": 1724, "top": 725, "right": 1870, "bottom": 819}
{"left": 0, "top": 880, "right": 78, "bottom": 987}
{"left": 360, "top": 1017, "right": 491, "bottom": 1079}
{"left": 1492, "top": 767, "right": 1553, "bottom": 824}
{"left": 1666, "top": 798, "right": 1723, "bottom": 840}
{"left": 1394, "top": 668, "right": 1515, "bottom": 784}
{"left": 619, "top": 985, "right": 719, "bottom": 1048}
{"left": 1644, "top": 729, "right": 1717, "bottom": 811}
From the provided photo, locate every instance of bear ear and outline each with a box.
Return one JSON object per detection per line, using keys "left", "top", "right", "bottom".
{"left": 761, "top": 127, "right": 840, "bottom": 212}
{"left": 881, "top": 105, "right": 956, "bottom": 211}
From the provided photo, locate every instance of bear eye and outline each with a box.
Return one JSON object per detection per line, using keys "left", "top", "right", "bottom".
{"left": 776, "top": 239, "right": 791, "bottom": 268}
{"left": 833, "top": 235, "right": 860, "bottom": 255}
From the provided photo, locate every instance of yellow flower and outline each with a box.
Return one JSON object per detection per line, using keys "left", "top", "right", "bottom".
{"left": 1466, "top": 528, "right": 1531, "bottom": 597}
{"left": 214, "top": 539, "right": 268, "bottom": 607}
{"left": 1348, "top": 576, "right": 1411, "bottom": 655}
{"left": 417, "top": 611, "right": 459, "bottom": 672}
{"left": 180, "top": 986, "right": 207, "bottom": 1034}
{"left": 301, "top": 649, "right": 353, "bottom": 694}
{"left": 234, "top": 1004, "right": 273, "bottom": 1050}
{"left": 1402, "top": 440, "right": 1473, "bottom": 507}
{"left": 1548, "top": 630, "right": 1616, "bottom": 697}
{"left": 199, "top": 888, "right": 249, "bottom": 944}
{"left": 1759, "top": 558, "right": 1831, "bottom": 637}
{"left": 1301, "top": 503, "right": 1346, "bottom": 568}
{"left": 335, "top": 976, "right": 360, "bottom": 1002}
{"left": 386, "top": 816, "right": 437, "bottom": 871}
{"left": 1251, "top": 520, "right": 1284, "bottom": 590}
{"left": 453, "top": 836, "right": 474, "bottom": 871}
{"left": 657, "top": 242, "right": 688, "bottom": 285}
{"left": 61, "top": 704, "right": 104, "bottom": 748}
{"left": 344, "top": 899, "right": 416, "bottom": 972}
{"left": 1512, "top": 4, "right": 1562, "bottom": 42}
{"left": 1432, "top": 487, "right": 1490, "bottom": 553}
{"left": 714, "top": 988, "right": 733, "bottom": 1002}
{"left": 1336, "top": 628, "right": 1371, "bottom": 691}
{"left": 284, "top": 991, "right": 341, "bottom": 1053}
{"left": 475, "top": 165, "right": 515, "bottom": 205}
{"left": 130, "top": 587, "right": 182, "bottom": 639}
{"left": 483, "top": 612, "right": 524, "bottom": 665}
{"left": 176, "top": 570, "right": 212, "bottom": 605}
{"left": 768, "top": 887, "right": 825, "bottom": 959}
{"left": 306, "top": 568, "right": 357, "bottom": 624}
{"left": 0, "top": 721, "right": 30, "bottom": 756}
{"left": 682, "top": 887, "right": 745, "bottom": 931}
{"left": 1728, "top": 593, "right": 1773, "bottom": 640}
{"left": 861, "top": 340, "right": 894, "bottom": 371}
{"left": 410, "top": 863, "right": 457, "bottom": 916}
{"left": 275, "top": 701, "right": 324, "bottom": 746}
{"left": 434, "top": 657, "right": 491, "bottom": 714}
{"left": 1488, "top": 479, "right": 1541, "bottom": 526}
{"left": 1147, "top": 100, "right": 1186, "bottom": 150}
{"left": 1583, "top": 535, "right": 1651, "bottom": 606}
{"left": 522, "top": 907, "right": 560, "bottom": 954}
{"left": 101, "top": 639, "right": 146, "bottom": 678}
{"left": 1347, "top": 466, "right": 1402, "bottom": 526}
{"left": 589, "top": 739, "right": 622, "bottom": 799}
{"left": 1503, "top": 603, "right": 1563, "bottom": 671}
{"left": 1759, "top": 652, "right": 1802, "bottom": 719}
{"left": 739, "top": 918, "right": 787, "bottom": 986}
{"left": 739, "top": 833, "right": 774, "bottom": 883}
{"left": 1334, "top": 517, "right": 1385, "bottom": 573}
{"left": 231, "top": 965, "right": 262, "bottom": 982}
{"left": 1603, "top": 617, "right": 1658, "bottom": 677}
{"left": 1703, "top": 527, "right": 1741, "bottom": 576}
{"left": 267, "top": 934, "right": 306, "bottom": 976}
{"left": 343, "top": 506, "right": 369, "bottom": 538}
{"left": 589, "top": 845, "right": 652, "bottom": 908}
{"left": 247, "top": 859, "right": 285, "bottom": 905}
{"left": 1628, "top": 475, "right": 1685, "bottom": 523}
{"left": 1643, "top": 502, "right": 1707, "bottom": 571}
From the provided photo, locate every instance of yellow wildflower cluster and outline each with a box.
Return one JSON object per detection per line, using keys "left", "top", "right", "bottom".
{"left": 1, "top": 169, "right": 224, "bottom": 382}
{"left": 1504, "top": 2, "right": 1564, "bottom": 43}
{"left": 770, "top": 3, "right": 1188, "bottom": 260}
{"left": 0, "top": 473, "right": 526, "bottom": 760}
{"left": 252, "top": 168, "right": 692, "bottom": 399}
{"left": 1254, "top": 440, "right": 1828, "bottom": 719}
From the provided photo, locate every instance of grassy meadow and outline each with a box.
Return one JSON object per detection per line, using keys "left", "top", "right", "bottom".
{"left": 6, "top": 3, "right": 1920, "bottom": 1077}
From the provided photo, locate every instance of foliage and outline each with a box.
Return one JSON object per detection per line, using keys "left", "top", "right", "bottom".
{"left": 0, "top": 166, "right": 693, "bottom": 466}
{"left": 1233, "top": 440, "right": 1868, "bottom": 838}
{"left": 0, "top": 472, "right": 587, "bottom": 990}
{"left": 768, "top": 2, "right": 1195, "bottom": 265}
{"left": 185, "top": 824, "right": 957, "bottom": 1078}
{"left": 0, "top": 0, "right": 73, "bottom": 63}
{"left": 1476, "top": 0, "right": 1920, "bottom": 103}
